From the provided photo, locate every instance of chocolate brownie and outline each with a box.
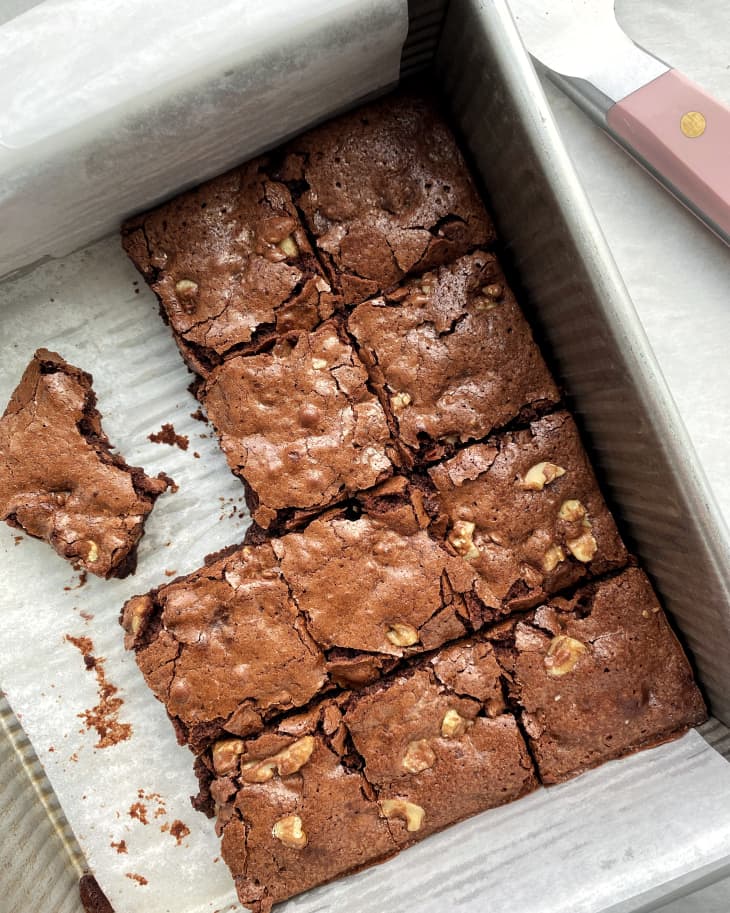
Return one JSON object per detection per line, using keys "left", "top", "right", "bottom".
{"left": 122, "top": 158, "right": 335, "bottom": 376}
{"left": 201, "top": 320, "right": 395, "bottom": 531}
{"left": 348, "top": 252, "right": 560, "bottom": 463}
{"left": 343, "top": 640, "right": 536, "bottom": 843}
{"left": 215, "top": 702, "right": 398, "bottom": 913}
{"left": 0, "top": 350, "right": 171, "bottom": 578}
{"left": 121, "top": 543, "right": 327, "bottom": 752}
{"left": 427, "top": 411, "right": 628, "bottom": 616}
{"left": 272, "top": 486, "right": 479, "bottom": 676}
{"left": 79, "top": 874, "right": 114, "bottom": 913}
{"left": 494, "top": 567, "right": 706, "bottom": 784}
{"left": 276, "top": 92, "right": 495, "bottom": 304}
{"left": 209, "top": 640, "right": 535, "bottom": 912}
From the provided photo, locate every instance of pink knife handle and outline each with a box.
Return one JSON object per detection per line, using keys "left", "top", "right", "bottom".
{"left": 606, "top": 69, "right": 730, "bottom": 241}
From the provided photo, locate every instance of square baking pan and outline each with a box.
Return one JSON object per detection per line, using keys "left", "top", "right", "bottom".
{"left": 2, "top": 1, "right": 730, "bottom": 911}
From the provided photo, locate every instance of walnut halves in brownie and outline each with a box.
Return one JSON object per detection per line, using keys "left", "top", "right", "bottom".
{"left": 277, "top": 92, "right": 495, "bottom": 304}
{"left": 121, "top": 158, "right": 335, "bottom": 376}
{"left": 427, "top": 411, "right": 629, "bottom": 616}
{"left": 210, "top": 640, "right": 536, "bottom": 913}
{"left": 201, "top": 319, "right": 396, "bottom": 531}
{"left": 348, "top": 252, "right": 560, "bottom": 463}
{"left": 0, "top": 349, "right": 171, "bottom": 578}
{"left": 494, "top": 568, "right": 707, "bottom": 784}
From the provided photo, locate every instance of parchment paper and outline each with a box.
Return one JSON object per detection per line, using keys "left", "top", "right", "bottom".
{"left": 2, "top": 236, "right": 730, "bottom": 913}
{"left": 0, "top": 0, "right": 409, "bottom": 277}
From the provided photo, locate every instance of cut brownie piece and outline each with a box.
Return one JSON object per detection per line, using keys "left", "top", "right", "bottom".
{"left": 0, "top": 350, "right": 170, "bottom": 578}
{"left": 277, "top": 92, "right": 495, "bottom": 304}
{"left": 348, "top": 252, "right": 560, "bottom": 463}
{"left": 215, "top": 703, "right": 398, "bottom": 913}
{"left": 201, "top": 319, "right": 395, "bottom": 531}
{"left": 273, "top": 485, "right": 480, "bottom": 681}
{"left": 209, "top": 641, "right": 535, "bottom": 912}
{"left": 494, "top": 567, "right": 707, "bottom": 784}
{"left": 122, "top": 158, "right": 335, "bottom": 376}
{"left": 121, "top": 543, "right": 327, "bottom": 752}
{"left": 344, "top": 640, "right": 537, "bottom": 843}
{"left": 427, "top": 411, "right": 628, "bottom": 617}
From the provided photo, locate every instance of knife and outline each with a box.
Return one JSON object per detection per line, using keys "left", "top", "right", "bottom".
{"left": 509, "top": 0, "right": 730, "bottom": 246}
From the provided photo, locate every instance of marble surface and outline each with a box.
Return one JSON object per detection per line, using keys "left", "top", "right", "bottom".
{"left": 536, "top": 0, "right": 730, "bottom": 535}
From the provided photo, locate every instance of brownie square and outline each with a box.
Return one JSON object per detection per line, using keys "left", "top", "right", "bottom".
{"left": 121, "top": 543, "right": 327, "bottom": 752}
{"left": 494, "top": 567, "right": 706, "bottom": 784}
{"left": 0, "top": 349, "right": 170, "bottom": 578}
{"left": 344, "top": 640, "right": 537, "bottom": 843}
{"left": 427, "top": 411, "right": 628, "bottom": 618}
{"left": 272, "top": 483, "right": 479, "bottom": 680}
{"left": 201, "top": 319, "right": 396, "bottom": 531}
{"left": 348, "top": 252, "right": 560, "bottom": 463}
{"left": 209, "top": 640, "right": 535, "bottom": 912}
{"left": 277, "top": 92, "right": 495, "bottom": 304}
{"left": 215, "top": 703, "right": 398, "bottom": 913}
{"left": 122, "top": 158, "right": 335, "bottom": 376}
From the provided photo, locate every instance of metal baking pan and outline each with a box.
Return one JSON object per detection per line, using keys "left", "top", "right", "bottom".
{"left": 2, "top": 0, "right": 730, "bottom": 910}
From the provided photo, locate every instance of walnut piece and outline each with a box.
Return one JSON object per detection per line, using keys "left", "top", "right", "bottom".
{"left": 544, "top": 635, "right": 587, "bottom": 677}
{"left": 212, "top": 738, "right": 245, "bottom": 776}
{"left": 558, "top": 499, "right": 587, "bottom": 522}
{"left": 385, "top": 623, "right": 419, "bottom": 648}
{"left": 379, "top": 799, "right": 425, "bottom": 832}
{"left": 447, "top": 520, "right": 480, "bottom": 560}
{"left": 390, "top": 392, "right": 412, "bottom": 412}
{"left": 277, "top": 235, "right": 299, "bottom": 258}
{"left": 566, "top": 530, "right": 598, "bottom": 563}
{"left": 542, "top": 544, "right": 566, "bottom": 573}
{"left": 84, "top": 540, "right": 99, "bottom": 564}
{"left": 272, "top": 814, "right": 307, "bottom": 849}
{"left": 522, "top": 462, "right": 567, "bottom": 491}
{"left": 175, "top": 279, "right": 199, "bottom": 297}
{"left": 240, "top": 735, "right": 315, "bottom": 783}
{"left": 311, "top": 358, "right": 328, "bottom": 370}
{"left": 121, "top": 595, "right": 152, "bottom": 637}
{"left": 441, "top": 709, "right": 469, "bottom": 738}
{"left": 402, "top": 739, "right": 436, "bottom": 773}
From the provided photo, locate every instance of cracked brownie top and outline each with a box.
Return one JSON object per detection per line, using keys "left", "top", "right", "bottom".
{"left": 276, "top": 92, "right": 495, "bottom": 304}
{"left": 0, "top": 349, "right": 171, "bottom": 578}
{"left": 121, "top": 158, "right": 336, "bottom": 376}
{"left": 348, "top": 251, "right": 560, "bottom": 463}
{"left": 201, "top": 319, "right": 396, "bottom": 531}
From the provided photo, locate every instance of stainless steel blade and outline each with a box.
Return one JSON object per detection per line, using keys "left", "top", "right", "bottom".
{"left": 508, "top": 0, "right": 668, "bottom": 105}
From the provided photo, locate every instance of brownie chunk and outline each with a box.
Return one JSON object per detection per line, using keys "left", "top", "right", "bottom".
{"left": 277, "top": 93, "right": 495, "bottom": 304}
{"left": 344, "top": 640, "right": 536, "bottom": 843}
{"left": 209, "top": 641, "right": 535, "bottom": 912}
{"left": 122, "top": 158, "right": 335, "bottom": 376}
{"left": 201, "top": 320, "right": 395, "bottom": 531}
{"left": 215, "top": 704, "right": 398, "bottom": 913}
{"left": 495, "top": 568, "right": 706, "bottom": 784}
{"left": 0, "top": 350, "right": 170, "bottom": 578}
{"left": 121, "top": 543, "right": 327, "bottom": 752}
{"left": 79, "top": 874, "right": 114, "bottom": 913}
{"left": 348, "top": 252, "right": 560, "bottom": 463}
{"left": 428, "top": 411, "right": 628, "bottom": 617}
{"left": 273, "top": 490, "right": 479, "bottom": 677}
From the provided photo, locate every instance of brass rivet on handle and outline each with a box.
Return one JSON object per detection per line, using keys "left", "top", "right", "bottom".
{"left": 680, "top": 111, "right": 706, "bottom": 138}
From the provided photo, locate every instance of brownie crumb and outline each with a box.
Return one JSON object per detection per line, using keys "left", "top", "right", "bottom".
{"left": 66, "top": 635, "right": 132, "bottom": 748}
{"left": 164, "top": 569, "right": 177, "bottom": 577}
{"left": 193, "top": 451, "right": 200, "bottom": 459}
{"left": 13, "top": 535, "right": 22, "bottom": 546}
{"left": 148, "top": 423, "right": 189, "bottom": 451}
{"left": 129, "top": 801, "right": 148, "bottom": 825}
{"left": 110, "top": 839, "right": 128, "bottom": 854}
{"left": 190, "top": 408, "right": 208, "bottom": 424}
{"left": 79, "top": 874, "right": 114, "bottom": 913}
{"left": 170, "top": 819, "right": 191, "bottom": 845}
{"left": 125, "top": 873, "right": 148, "bottom": 887}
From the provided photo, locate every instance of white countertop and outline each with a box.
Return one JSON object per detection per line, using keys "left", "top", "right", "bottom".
{"left": 537, "top": 0, "right": 730, "bottom": 534}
